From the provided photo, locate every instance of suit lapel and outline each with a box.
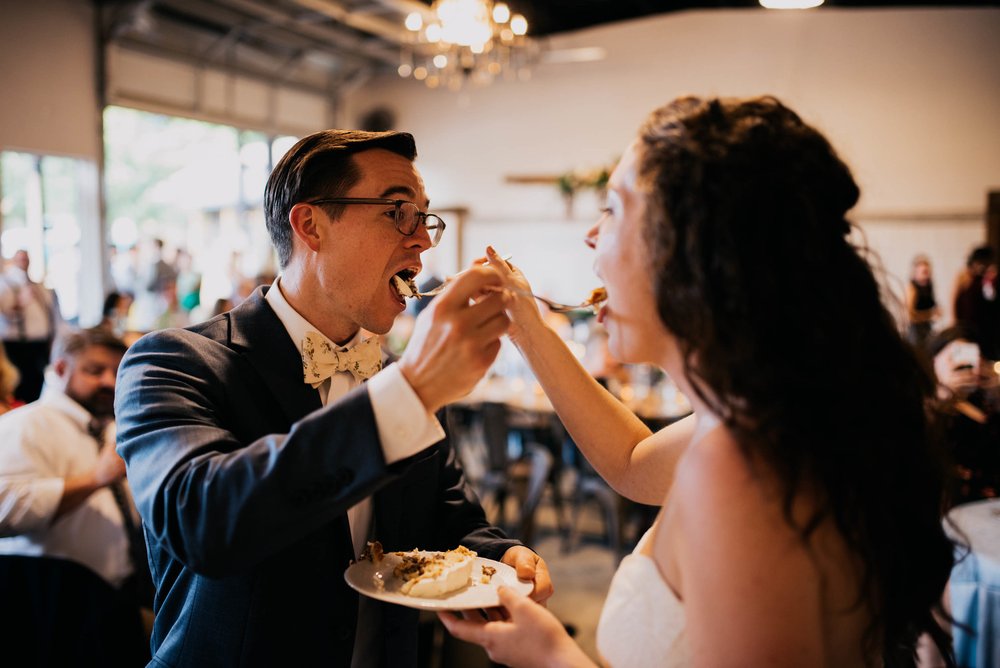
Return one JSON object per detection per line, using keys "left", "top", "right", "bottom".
{"left": 227, "top": 286, "right": 322, "bottom": 423}
{"left": 229, "top": 286, "right": 353, "bottom": 558}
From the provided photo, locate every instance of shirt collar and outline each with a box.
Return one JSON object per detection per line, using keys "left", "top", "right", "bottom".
{"left": 264, "top": 276, "right": 363, "bottom": 353}
{"left": 38, "top": 387, "right": 93, "bottom": 430}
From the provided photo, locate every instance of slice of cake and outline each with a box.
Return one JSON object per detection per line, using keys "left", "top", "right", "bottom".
{"left": 587, "top": 287, "right": 607, "bottom": 308}
{"left": 392, "top": 274, "right": 418, "bottom": 298}
{"left": 392, "top": 545, "right": 477, "bottom": 597}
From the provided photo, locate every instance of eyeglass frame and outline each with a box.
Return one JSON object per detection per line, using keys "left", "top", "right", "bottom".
{"left": 304, "top": 197, "right": 446, "bottom": 247}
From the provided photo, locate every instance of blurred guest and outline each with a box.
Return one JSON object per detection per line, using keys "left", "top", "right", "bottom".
{"left": 151, "top": 279, "right": 189, "bottom": 330}
{"left": 0, "top": 341, "right": 22, "bottom": 415}
{"left": 952, "top": 245, "right": 1000, "bottom": 359}
{"left": 0, "top": 250, "right": 62, "bottom": 402}
{"left": 110, "top": 244, "right": 140, "bottom": 295}
{"left": 413, "top": 272, "right": 444, "bottom": 315}
{"left": 930, "top": 326, "right": 1000, "bottom": 507}
{"left": 130, "top": 239, "right": 178, "bottom": 331}
{"left": 582, "top": 321, "right": 629, "bottom": 395}
{"left": 0, "top": 328, "right": 149, "bottom": 664}
{"left": 99, "top": 291, "right": 133, "bottom": 338}
{"left": 906, "top": 254, "right": 940, "bottom": 351}
{"left": 174, "top": 248, "right": 202, "bottom": 314}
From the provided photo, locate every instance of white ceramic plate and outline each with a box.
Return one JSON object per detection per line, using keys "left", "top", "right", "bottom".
{"left": 344, "top": 552, "right": 533, "bottom": 611}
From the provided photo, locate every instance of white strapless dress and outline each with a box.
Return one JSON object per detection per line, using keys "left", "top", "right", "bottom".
{"left": 596, "top": 530, "right": 690, "bottom": 667}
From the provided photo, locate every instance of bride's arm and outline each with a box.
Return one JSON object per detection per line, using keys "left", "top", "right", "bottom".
{"left": 487, "top": 247, "right": 694, "bottom": 505}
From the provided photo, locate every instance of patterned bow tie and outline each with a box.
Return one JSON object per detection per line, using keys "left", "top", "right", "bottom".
{"left": 301, "top": 331, "right": 382, "bottom": 386}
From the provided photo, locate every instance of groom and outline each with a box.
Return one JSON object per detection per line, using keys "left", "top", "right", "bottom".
{"left": 115, "top": 129, "right": 552, "bottom": 667}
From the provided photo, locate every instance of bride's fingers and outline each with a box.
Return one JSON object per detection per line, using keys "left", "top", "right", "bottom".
{"left": 438, "top": 610, "right": 491, "bottom": 646}
{"left": 483, "top": 607, "right": 506, "bottom": 622}
{"left": 486, "top": 246, "right": 516, "bottom": 274}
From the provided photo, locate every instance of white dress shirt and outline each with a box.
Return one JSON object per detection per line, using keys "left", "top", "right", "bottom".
{"left": 0, "top": 389, "right": 133, "bottom": 588}
{"left": 264, "top": 278, "right": 445, "bottom": 554}
{"left": 265, "top": 278, "right": 446, "bottom": 667}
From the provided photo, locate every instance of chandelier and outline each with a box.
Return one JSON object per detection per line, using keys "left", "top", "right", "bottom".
{"left": 398, "top": 0, "right": 539, "bottom": 90}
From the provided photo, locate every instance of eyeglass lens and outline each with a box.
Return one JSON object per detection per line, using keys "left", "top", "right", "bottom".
{"left": 397, "top": 202, "right": 444, "bottom": 247}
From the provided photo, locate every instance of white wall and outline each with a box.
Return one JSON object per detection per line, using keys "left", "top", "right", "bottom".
{"left": 346, "top": 8, "right": 1000, "bottom": 319}
{"left": 0, "top": 0, "right": 105, "bottom": 324}
{"left": 0, "top": 0, "right": 98, "bottom": 157}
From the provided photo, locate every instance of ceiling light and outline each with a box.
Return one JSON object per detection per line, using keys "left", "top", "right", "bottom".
{"left": 399, "top": 0, "right": 539, "bottom": 90}
{"left": 759, "top": 0, "right": 824, "bottom": 7}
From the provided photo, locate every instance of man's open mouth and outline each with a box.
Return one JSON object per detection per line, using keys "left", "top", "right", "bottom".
{"left": 390, "top": 268, "right": 420, "bottom": 302}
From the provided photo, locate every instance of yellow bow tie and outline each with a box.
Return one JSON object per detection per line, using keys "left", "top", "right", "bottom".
{"left": 301, "top": 331, "right": 383, "bottom": 386}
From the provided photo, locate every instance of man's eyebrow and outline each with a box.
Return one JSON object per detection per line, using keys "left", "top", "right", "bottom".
{"left": 378, "top": 186, "right": 415, "bottom": 199}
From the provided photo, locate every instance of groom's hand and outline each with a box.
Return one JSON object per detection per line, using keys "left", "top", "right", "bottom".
{"left": 399, "top": 265, "right": 509, "bottom": 413}
{"left": 501, "top": 546, "right": 554, "bottom": 604}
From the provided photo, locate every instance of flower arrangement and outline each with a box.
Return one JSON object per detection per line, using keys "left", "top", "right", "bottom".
{"left": 557, "top": 166, "right": 611, "bottom": 196}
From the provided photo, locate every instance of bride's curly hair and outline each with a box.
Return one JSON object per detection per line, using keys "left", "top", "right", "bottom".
{"left": 639, "top": 96, "right": 955, "bottom": 666}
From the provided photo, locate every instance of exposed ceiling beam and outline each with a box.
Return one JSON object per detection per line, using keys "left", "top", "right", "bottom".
{"left": 203, "top": 0, "right": 402, "bottom": 66}
{"left": 288, "top": 0, "right": 409, "bottom": 44}
{"left": 112, "top": 36, "right": 356, "bottom": 98}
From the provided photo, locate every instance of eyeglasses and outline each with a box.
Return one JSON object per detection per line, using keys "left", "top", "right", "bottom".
{"left": 306, "top": 197, "right": 446, "bottom": 247}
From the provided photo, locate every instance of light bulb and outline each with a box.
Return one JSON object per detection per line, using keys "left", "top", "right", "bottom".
{"left": 405, "top": 12, "right": 423, "bottom": 31}
{"left": 510, "top": 14, "right": 527, "bottom": 36}
{"left": 493, "top": 3, "right": 510, "bottom": 23}
{"left": 759, "top": 0, "right": 823, "bottom": 8}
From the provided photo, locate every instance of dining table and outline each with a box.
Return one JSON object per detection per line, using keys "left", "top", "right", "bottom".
{"left": 947, "top": 497, "right": 1000, "bottom": 668}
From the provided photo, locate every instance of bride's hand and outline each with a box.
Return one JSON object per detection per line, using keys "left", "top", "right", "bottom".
{"left": 483, "top": 246, "right": 545, "bottom": 342}
{"left": 437, "top": 587, "right": 594, "bottom": 668}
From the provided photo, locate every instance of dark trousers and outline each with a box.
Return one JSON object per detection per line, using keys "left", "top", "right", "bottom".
{"left": 4, "top": 339, "right": 51, "bottom": 402}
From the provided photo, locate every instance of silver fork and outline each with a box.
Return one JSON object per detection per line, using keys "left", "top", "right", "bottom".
{"left": 413, "top": 255, "right": 513, "bottom": 298}
{"left": 419, "top": 283, "right": 595, "bottom": 312}
{"left": 506, "top": 288, "right": 597, "bottom": 313}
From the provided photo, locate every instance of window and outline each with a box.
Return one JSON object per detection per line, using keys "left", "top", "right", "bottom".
{"left": 104, "top": 107, "right": 294, "bottom": 329}
{"left": 0, "top": 151, "right": 90, "bottom": 322}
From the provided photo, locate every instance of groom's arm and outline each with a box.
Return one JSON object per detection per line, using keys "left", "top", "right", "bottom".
{"left": 115, "top": 328, "right": 412, "bottom": 578}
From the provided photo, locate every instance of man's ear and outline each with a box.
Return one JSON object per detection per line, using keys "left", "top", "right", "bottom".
{"left": 52, "top": 358, "right": 68, "bottom": 380}
{"left": 288, "top": 203, "right": 322, "bottom": 254}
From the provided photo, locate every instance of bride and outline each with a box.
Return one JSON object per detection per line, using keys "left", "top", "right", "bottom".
{"left": 439, "top": 96, "right": 956, "bottom": 667}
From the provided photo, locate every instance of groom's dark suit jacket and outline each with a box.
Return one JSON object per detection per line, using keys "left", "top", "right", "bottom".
{"left": 115, "top": 287, "right": 518, "bottom": 667}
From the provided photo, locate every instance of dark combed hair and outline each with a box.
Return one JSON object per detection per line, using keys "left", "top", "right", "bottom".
{"left": 638, "top": 96, "right": 955, "bottom": 666}
{"left": 263, "top": 129, "right": 417, "bottom": 267}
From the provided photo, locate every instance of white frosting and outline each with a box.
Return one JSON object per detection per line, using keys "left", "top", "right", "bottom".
{"left": 396, "top": 547, "right": 476, "bottom": 597}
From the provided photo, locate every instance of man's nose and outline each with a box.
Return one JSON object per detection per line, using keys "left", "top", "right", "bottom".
{"left": 101, "top": 369, "right": 118, "bottom": 388}
{"left": 405, "top": 223, "right": 433, "bottom": 251}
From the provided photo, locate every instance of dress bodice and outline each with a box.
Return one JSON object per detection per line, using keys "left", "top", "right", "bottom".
{"left": 596, "top": 530, "right": 690, "bottom": 667}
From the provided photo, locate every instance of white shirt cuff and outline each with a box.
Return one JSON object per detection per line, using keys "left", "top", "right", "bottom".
{"left": 367, "top": 363, "right": 446, "bottom": 465}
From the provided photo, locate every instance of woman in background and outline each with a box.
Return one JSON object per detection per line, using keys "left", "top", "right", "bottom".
{"left": 906, "top": 254, "right": 940, "bottom": 352}
{"left": 441, "top": 96, "right": 956, "bottom": 667}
